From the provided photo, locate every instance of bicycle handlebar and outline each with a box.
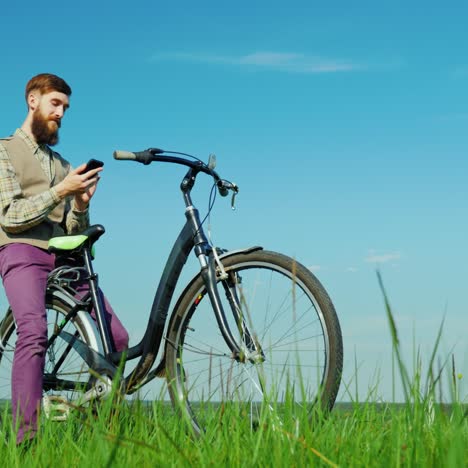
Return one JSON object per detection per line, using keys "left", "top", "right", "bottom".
{"left": 113, "top": 150, "right": 138, "bottom": 161}
{"left": 114, "top": 148, "right": 163, "bottom": 165}
{"left": 113, "top": 148, "right": 238, "bottom": 198}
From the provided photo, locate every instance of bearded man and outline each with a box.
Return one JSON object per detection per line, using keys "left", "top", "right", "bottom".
{"left": 0, "top": 73, "right": 128, "bottom": 446}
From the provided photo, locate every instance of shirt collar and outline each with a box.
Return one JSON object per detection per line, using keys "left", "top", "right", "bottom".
{"left": 14, "top": 128, "right": 49, "bottom": 155}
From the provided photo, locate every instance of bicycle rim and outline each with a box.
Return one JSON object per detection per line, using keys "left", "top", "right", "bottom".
{"left": 0, "top": 298, "right": 93, "bottom": 413}
{"left": 166, "top": 251, "right": 342, "bottom": 433}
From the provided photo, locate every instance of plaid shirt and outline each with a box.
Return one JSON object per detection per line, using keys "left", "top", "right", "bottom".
{"left": 0, "top": 128, "right": 89, "bottom": 235}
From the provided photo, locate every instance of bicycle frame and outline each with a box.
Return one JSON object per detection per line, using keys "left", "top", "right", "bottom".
{"left": 51, "top": 162, "right": 254, "bottom": 394}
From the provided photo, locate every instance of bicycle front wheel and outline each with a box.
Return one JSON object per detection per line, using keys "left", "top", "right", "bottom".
{"left": 165, "top": 249, "right": 343, "bottom": 434}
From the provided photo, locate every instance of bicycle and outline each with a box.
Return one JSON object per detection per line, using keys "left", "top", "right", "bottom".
{"left": 0, "top": 148, "right": 343, "bottom": 433}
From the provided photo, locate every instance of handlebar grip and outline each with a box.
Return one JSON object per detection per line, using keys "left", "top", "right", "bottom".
{"left": 113, "top": 150, "right": 136, "bottom": 161}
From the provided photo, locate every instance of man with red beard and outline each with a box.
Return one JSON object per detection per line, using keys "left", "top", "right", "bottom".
{"left": 0, "top": 73, "right": 128, "bottom": 446}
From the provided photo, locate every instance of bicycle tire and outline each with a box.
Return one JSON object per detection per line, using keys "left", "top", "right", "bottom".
{"left": 0, "top": 291, "right": 100, "bottom": 415}
{"left": 165, "top": 250, "right": 343, "bottom": 434}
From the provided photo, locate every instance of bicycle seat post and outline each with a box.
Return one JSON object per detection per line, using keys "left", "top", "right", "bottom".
{"left": 82, "top": 247, "right": 114, "bottom": 356}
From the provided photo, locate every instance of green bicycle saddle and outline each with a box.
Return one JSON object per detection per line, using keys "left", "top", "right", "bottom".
{"left": 48, "top": 224, "right": 105, "bottom": 255}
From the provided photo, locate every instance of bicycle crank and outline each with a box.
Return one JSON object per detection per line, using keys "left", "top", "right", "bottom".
{"left": 72, "top": 374, "right": 113, "bottom": 406}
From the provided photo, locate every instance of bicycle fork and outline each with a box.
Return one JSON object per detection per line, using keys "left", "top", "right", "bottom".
{"left": 196, "top": 251, "right": 265, "bottom": 364}
{"left": 185, "top": 178, "right": 264, "bottom": 364}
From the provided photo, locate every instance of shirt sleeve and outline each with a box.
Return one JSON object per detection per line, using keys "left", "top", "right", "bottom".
{"left": 65, "top": 199, "right": 90, "bottom": 234}
{"left": 0, "top": 143, "right": 62, "bottom": 233}
{"left": 59, "top": 161, "right": 90, "bottom": 234}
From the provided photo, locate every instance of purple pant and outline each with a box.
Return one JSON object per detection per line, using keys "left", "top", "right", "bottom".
{"left": 0, "top": 243, "right": 129, "bottom": 444}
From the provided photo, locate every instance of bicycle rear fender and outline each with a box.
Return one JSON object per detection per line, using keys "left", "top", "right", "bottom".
{"left": 0, "top": 309, "right": 13, "bottom": 342}
{"left": 48, "top": 287, "right": 119, "bottom": 375}
{"left": 0, "top": 289, "right": 104, "bottom": 367}
{"left": 49, "top": 288, "right": 103, "bottom": 355}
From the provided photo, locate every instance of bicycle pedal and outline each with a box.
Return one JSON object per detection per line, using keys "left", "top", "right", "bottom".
{"left": 42, "top": 395, "right": 71, "bottom": 422}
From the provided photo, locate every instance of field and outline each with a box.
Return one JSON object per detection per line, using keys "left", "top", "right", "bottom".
{"left": 1, "top": 397, "right": 467, "bottom": 467}
{"left": 1, "top": 276, "right": 467, "bottom": 466}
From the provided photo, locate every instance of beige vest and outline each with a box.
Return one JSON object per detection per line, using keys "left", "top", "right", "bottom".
{"left": 0, "top": 134, "right": 70, "bottom": 250}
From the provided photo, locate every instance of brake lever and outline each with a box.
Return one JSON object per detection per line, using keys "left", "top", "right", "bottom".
{"left": 231, "top": 184, "right": 239, "bottom": 210}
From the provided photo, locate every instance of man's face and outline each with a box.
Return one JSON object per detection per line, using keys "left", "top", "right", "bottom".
{"left": 30, "top": 91, "right": 70, "bottom": 146}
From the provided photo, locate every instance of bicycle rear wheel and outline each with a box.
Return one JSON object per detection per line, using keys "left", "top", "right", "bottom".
{"left": 0, "top": 292, "right": 99, "bottom": 419}
{"left": 165, "top": 250, "right": 343, "bottom": 434}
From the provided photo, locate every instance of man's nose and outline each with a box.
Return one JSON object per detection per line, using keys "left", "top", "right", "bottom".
{"left": 54, "top": 107, "right": 64, "bottom": 118}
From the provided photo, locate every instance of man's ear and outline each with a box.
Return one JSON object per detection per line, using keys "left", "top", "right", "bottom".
{"left": 27, "top": 92, "right": 40, "bottom": 111}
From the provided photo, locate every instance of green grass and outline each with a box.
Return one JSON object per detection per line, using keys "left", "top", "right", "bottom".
{"left": 1, "top": 273, "right": 467, "bottom": 466}
{"left": 1, "top": 398, "right": 466, "bottom": 466}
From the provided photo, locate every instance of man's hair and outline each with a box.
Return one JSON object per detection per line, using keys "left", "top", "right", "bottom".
{"left": 25, "top": 73, "right": 72, "bottom": 102}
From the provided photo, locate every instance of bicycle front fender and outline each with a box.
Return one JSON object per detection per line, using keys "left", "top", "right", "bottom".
{"left": 218, "top": 245, "right": 263, "bottom": 261}
{"left": 174, "top": 245, "right": 263, "bottom": 309}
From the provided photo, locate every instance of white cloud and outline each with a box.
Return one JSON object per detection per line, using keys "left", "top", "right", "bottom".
{"left": 308, "top": 265, "right": 322, "bottom": 272}
{"left": 150, "top": 51, "right": 362, "bottom": 74}
{"left": 365, "top": 251, "right": 401, "bottom": 264}
{"left": 239, "top": 52, "right": 302, "bottom": 66}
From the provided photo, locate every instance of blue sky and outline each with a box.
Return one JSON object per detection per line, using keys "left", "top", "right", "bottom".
{"left": 1, "top": 1, "right": 467, "bottom": 401}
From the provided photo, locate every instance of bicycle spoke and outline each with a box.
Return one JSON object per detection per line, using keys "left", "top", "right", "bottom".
{"left": 0, "top": 301, "right": 94, "bottom": 407}
{"left": 166, "top": 251, "right": 342, "bottom": 435}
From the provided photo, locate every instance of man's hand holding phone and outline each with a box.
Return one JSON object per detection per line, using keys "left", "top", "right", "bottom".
{"left": 82, "top": 158, "right": 104, "bottom": 173}
{"left": 55, "top": 158, "right": 105, "bottom": 210}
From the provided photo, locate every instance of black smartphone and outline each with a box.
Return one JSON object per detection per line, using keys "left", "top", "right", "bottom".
{"left": 84, "top": 158, "right": 104, "bottom": 172}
